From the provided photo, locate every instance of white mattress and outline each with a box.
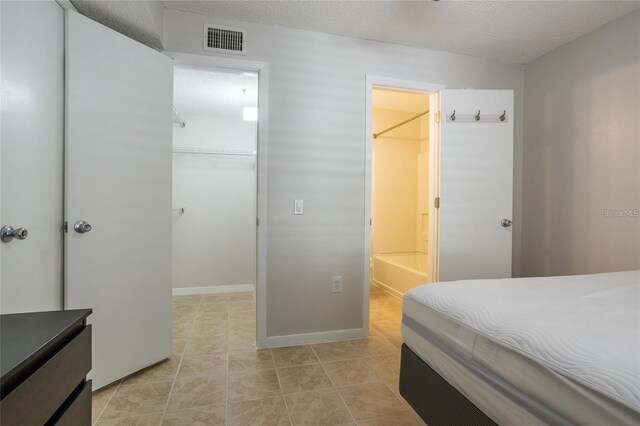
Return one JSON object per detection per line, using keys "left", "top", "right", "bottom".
{"left": 401, "top": 270, "right": 640, "bottom": 425}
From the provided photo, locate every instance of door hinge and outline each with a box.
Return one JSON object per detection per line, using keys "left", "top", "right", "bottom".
{"left": 63, "top": 221, "right": 68, "bottom": 233}
{"left": 369, "top": 218, "right": 372, "bottom": 226}
{"left": 257, "top": 218, "right": 260, "bottom": 226}
{"left": 436, "top": 111, "right": 441, "bottom": 123}
{"left": 435, "top": 197, "right": 440, "bottom": 209}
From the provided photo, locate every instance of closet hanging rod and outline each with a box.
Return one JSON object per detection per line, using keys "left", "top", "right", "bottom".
{"left": 173, "top": 105, "right": 186, "bottom": 128}
{"left": 373, "top": 110, "right": 429, "bottom": 139}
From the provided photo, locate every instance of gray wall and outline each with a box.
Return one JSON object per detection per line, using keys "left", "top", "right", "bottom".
{"left": 172, "top": 114, "right": 257, "bottom": 290}
{"left": 164, "top": 11, "right": 525, "bottom": 339}
{"left": 521, "top": 10, "right": 640, "bottom": 277}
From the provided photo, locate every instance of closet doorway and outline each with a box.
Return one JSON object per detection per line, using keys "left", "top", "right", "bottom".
{"left": 171, "top": 65, "right": 258, "bottom": 348}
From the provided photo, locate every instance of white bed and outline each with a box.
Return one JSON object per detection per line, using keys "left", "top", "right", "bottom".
{"left": 401, "top": 270, "right": 640, "bottom": 425}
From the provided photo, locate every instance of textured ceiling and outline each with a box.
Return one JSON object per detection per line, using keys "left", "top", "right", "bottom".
{"left": 373, "top": 88, "right": 430, "bottom": 113}
{"left": 162, "top": 0, "right": 640, "bottom": 63}
{"left": 173, "top": 66, "right": 258, "bottom": 117}
{"left": 72, "top": 0, "right": 165, "bottom": 49}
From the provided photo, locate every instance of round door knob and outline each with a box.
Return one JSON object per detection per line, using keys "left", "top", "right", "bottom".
{"left": 1, "top": 225, "right": 28, "bottom": 243}
{"left": 13, "top": 227, "right": 28, "bottom": 240}
{"left": 74, "top": 220, "right": 92, "bottom": 233}
{"left": 501, "top": 219, "right": 513, "bottom": 228}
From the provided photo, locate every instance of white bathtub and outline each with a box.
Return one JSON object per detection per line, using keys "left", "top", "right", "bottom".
{"left": 372, "top": 252, "right": 430, "bottom": 296}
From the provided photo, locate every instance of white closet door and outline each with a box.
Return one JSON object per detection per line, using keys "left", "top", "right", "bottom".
{"left": 439, "top": 90, "right": 514, "bottom": 282}
{"left": 65, "top": 10, "right": 173, "bottom": 389}
{"left": 0, "top": 1, "right": 64, "bottom": 313}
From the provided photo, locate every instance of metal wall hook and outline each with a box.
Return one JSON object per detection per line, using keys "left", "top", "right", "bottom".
{"left": 447, "top": 109, "right": 508, "bottom": 123}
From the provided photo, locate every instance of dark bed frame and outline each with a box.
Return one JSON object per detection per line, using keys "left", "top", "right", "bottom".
{"left": 399, "top": 343, "right": 498, "bottom": 426}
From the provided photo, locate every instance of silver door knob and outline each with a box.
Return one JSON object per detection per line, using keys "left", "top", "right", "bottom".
{"left": 501, "top": 219, "right": 513, "bottom": 228}
{"left": 1, "top": 225, "right": 28, "bottom": 243}
{"left": 74, "top": 220, "right": 92, "bottom": 233}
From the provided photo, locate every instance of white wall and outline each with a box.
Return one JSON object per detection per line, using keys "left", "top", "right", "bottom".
{"left": 521, "top": 10, "right": 640, "bottom": 277}
{"left": 164, "top": 10, "right": 525, "bottom": 339}
{"left": 172, "top": 114, "right": 256, "bottom": 289}
{"left": 370, "top": 106, "right": 429, "bottom": 257}
{"left": 371, "top": 109, "right": 420, "bottom": 255}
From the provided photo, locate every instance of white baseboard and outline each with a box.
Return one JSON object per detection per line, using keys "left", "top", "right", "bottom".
{"left": 172, "top": 284, "right": 255, "bottom": 296}
{"left": 371, "top": 279, "right": 404, "bottom": 299}
{"left": 263, "top": 328, "right": 367, "bottom": 348}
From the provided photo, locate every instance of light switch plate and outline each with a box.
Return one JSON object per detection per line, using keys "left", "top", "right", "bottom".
{"left": 294, "top": 199, "right": 303, "bottom": 215}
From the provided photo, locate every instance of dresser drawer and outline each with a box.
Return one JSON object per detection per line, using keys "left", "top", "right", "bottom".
{"left": 53, "top": 380, "right": 92, "bottom": 426}
{"left": 0, "top": 325, "right": 91, "bottom": 426}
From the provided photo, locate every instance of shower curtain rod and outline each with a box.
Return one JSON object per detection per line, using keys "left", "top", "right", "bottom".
{"left": 373, "top": 110, "right": 429, "bottom": 139}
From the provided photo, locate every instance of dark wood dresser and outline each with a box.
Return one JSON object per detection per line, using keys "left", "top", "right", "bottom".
{"left": 1, "top": 309, "right": 92, "bottom": 426}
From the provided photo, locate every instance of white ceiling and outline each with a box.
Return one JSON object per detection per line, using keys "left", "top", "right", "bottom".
{"left": 72, "top": 0, "right": 165, "bottom": 49}
{"left": 173, "top": 66, "right": 258, "bottom": 117}
{"left": 373, "top": 88, "right": 430, "bottom": 113}
{"left": 162, "top": 0, "right": 640, "bottom": 63}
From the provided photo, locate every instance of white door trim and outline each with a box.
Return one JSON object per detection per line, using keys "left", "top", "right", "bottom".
{"left": 163, "top": 52, "right": 269, "bottom": 348}
{"left": 364, "top": 75, "right": 444, "bottom": 333}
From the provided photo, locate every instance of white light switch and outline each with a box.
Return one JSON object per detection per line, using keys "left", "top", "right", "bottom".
{"left": 294, "top": 199, "right": 304, "bottom": 215}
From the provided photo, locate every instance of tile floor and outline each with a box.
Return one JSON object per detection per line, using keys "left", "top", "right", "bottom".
{"left": 91, "top": 286, "right": 425, "bottom": 425}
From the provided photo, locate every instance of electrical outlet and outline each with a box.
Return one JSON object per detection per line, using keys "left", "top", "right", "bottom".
{"left": 331, "top": 276, "right": 343, "bottom": 293}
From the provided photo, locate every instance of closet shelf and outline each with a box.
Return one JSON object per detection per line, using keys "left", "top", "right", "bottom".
{"left": 172, "top": 147, "right": 256, "bottom": 157}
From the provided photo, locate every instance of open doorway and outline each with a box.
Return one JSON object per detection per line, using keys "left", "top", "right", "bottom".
{"left": 171, "top": 64, "right": 258, "bottom": 350}
{"left": 365, "top": 80, "right": 441, "bottom": 338}
{"left": 371, "top": 88, "right": 433, "bottom": 295}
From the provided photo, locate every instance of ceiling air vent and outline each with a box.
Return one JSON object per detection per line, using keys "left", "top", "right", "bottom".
{"left": 203, "top": 24, "right": 246, "bottom": 55}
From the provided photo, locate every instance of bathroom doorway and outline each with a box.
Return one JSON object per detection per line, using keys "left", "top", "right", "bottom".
{"left": 370, "top": 86, "right": 437, "bottom": 297}
{"left": 364, "top": 77, "right": 442, "bottom": 336}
